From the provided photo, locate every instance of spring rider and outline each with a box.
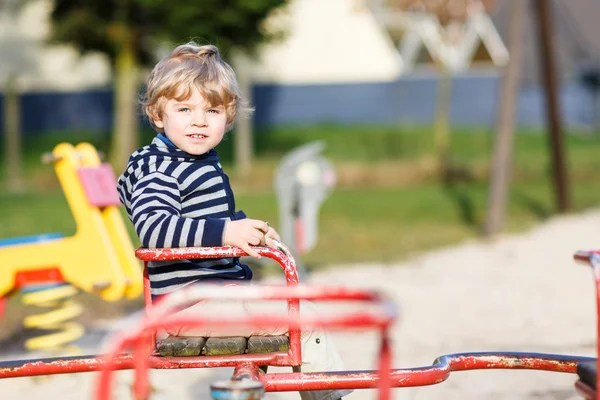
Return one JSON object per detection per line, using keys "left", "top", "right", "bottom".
{"left": 0, "top": 143, "right": 142, "bottom": 352}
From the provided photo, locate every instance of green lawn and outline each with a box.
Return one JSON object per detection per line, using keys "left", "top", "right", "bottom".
{"left": 2, "top": 125, "right": 600, "bottom": 343}
{"left": 1, "top": 178, "right": 598, "bottom": 269}
{"left": 1, "top": 125, "right": 600, "bottom": 270}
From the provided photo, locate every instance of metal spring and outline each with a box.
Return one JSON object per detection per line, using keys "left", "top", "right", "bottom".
{"left": 21, "top": 283, "right": 84, "bottom": 353}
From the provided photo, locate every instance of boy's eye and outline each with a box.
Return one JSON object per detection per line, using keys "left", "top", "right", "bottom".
{"left": 178, "top": 107, "right": 190, "bottom": 112}
{"left": 207, "top": 108, "right": 221, "bottom": 114}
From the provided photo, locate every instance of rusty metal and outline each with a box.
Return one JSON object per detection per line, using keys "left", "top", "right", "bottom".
{"left": 93, "top": 277, "right": 591, "bottom": 399}
{"left": 136, "top": 246, "right": 299, "bottom": 287}
{"left": 211, "top": 379, "right": 265, "bottom": 400}
{"left": 259, "top": 352, "right": 589, "bottom": 392}
{"left": 139, "top": 245, "right": 302, "bottom": 365}
{"left": 0, "top": 247, "right": 597, "bottom": 399}
{"left": 232, "top": 362, "right": 261, "bottom": 381}
{"left": 0, "top": 351, "right": 588, "bottom": 391}
{"left": 0, "top": 352, "right": 298, "bottom": 379}
{"left": 0, "top": 354, "right": 134, "bottom": 378}
{"left": 93, "top": 281, "right": 397, "bottom": 400}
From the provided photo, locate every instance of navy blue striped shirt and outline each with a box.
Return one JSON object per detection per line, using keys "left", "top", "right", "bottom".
{"left": 117, "top": 135, "right": 252, "bottom": 296}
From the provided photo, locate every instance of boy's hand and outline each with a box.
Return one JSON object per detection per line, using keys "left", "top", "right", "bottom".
{"left": 223, "top": 219, "right": 270, "bottom": 258}
{"left": 261, "top": 225, "right": 281, "bottom": 249}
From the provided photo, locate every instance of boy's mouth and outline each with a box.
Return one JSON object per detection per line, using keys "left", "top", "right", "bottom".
{"left": 188, "top": 134, "right": 207, "bottom": 139}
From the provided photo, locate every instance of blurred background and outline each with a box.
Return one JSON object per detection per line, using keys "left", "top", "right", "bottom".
{"left": 1, "top": 0, "right": 600, "bottom": 373}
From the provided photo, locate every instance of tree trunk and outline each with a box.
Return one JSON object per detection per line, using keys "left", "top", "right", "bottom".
{"left": 3, "top": 72, "right": 24, "bottom": 193}
{"left": 434, "top": 68, "right": 452, "bottom": 181}
{"left": 483, "top": 0, "right": 526, "bottom": 237}
{"left": 231, "top": 54, "right": 253, "bottom": 179}
{"left": 110, "top": 41, "right": 140, "bottom": 172}
{"left": 532, "top": 0, "right": 570, "bottom": 212}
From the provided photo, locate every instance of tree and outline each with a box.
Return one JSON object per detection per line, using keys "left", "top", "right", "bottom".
{"left": 49, "top": 0, "right": 288, "bottom": 170}
{"left": 483, "top": 0, "right": 526, "bottom": 237}
{"left": 0, "top": 0, "right": 35, "bottom": 193}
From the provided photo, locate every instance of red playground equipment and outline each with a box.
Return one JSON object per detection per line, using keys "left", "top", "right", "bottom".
{"left": 0, "top": 243, "right": 599, "bottom": 399}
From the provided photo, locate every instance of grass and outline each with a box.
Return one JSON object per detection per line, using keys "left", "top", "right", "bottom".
{"left": 2, "top": 124, "right": 600, "bottom": 268}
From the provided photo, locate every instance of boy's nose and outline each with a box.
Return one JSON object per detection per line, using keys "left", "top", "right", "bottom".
{"left": 191, "top": 112, "right": 207, "bottom": 127}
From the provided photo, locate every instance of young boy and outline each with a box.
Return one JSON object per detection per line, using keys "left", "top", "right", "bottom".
{"left": 117, "top": 41, "right": 351, "bottom": 400}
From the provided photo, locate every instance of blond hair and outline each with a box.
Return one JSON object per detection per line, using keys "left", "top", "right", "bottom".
{"left": 142, "top": 42, "right": 251, "bottom": 131}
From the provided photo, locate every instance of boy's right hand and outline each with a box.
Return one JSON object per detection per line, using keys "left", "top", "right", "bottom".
{"left": 223, "top": 219, "right": 271, "bottom": 258}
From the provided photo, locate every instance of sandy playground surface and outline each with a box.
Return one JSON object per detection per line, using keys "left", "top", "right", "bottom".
{"left": 1, "top": 209, "right": 600, "bottom": 399}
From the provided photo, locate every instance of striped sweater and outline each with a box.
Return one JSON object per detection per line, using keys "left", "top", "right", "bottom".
{"left": 117, "top": 135, "right": 252, "bottom": 296}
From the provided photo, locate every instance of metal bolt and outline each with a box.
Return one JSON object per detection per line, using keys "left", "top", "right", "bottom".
{"left": 210, "top": 379, "right": 265, "bottom": 400}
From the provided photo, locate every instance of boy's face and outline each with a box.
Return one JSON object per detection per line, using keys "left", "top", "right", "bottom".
{"left": 153, "top": 87, "right": 228, "bottom": 155}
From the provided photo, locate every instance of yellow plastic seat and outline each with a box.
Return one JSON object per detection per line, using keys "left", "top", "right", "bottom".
{"left": 0, "top": 143, "right": 142, "bottom": 301}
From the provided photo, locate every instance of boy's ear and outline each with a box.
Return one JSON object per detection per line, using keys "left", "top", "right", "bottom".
{"left": 148, "top": 108, "right": 164, "bottom": 129}
{"left": 153, "top": 117, "right": 164, "bottom": 129}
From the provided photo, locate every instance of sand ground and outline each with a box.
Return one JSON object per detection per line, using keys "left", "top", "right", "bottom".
{"left": 1, "top": 209, "right": 599, "bottom": 399}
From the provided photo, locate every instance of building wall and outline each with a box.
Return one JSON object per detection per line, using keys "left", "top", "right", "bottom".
{"left": 0, "top": 73, "right": 596, "bottom": 135}
{"left": 248, "top": 0, "right": 402, "bottom": 84}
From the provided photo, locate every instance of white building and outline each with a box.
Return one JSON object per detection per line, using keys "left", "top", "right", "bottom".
{"left": 0, "top": 0, "right": 111, "bottom": 92}
{"left": 0, "top": 0, "right": 403, "bottom": 92}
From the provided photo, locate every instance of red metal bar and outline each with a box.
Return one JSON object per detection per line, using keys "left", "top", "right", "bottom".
{"left": 1, "top": 248, "right": 593, "bottom": 399}
{"left": 135, "top": 246, "right": 299, "bottom": 288}
{"left": 377, "top": 332, "right": 392, "bottom": 400}
{"left": 232, "top": 362, "right": 261, "bottom": 381}
{"left": 96, "top": 280, "right": 591, "bottom": 399}
{"left": 0, "top": 353, "right": 295, "bottom": 379}
{"left": 137, "top": 246, "right": 303, "bottom": 366}
{"left": 133, "top": 332, "right": 153, "bottom": 400}
{"left": 259, "top": 352, "right": 589, "bottom": 392}
{"left": 97, "top": 283, "right": 396, "bottom": 400}
{"left": 0, "top": 352, "right": 589, "bottom": 392}
{"left": 574, "top": 380, "right": 596, "bottom": 400}
{"left": 142, "top": 262, "right": 156, "bottom": 356}
{"left": 0, "top": 354, "right": 135, "bottom": 378}
{"left": 135, "top": 285, "right": 396, "bottom": 336}
{"left": 573, "top": 250, "right": 600, "bottom": 394}
{"left": 0, "top": 351, "right": 587, "bottom": 381}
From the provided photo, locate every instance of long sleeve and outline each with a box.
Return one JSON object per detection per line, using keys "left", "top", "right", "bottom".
{"left": 130, "top": 171, "right": 225, "bottom": 248}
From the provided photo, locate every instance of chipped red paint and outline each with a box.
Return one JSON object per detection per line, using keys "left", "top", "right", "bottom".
{"left": 138, "top": 246, "right": 303, "bottom": 366}
{"left": 233, "top": 362, "right": 261, "bottom": 381}
{"left": 93, "top": 282, "right": 397, "bottom": 400}
{"left": 0, "top": 352, "right": 589, "bottom": 393}
{"left": 259, "top": 352, "right": 588, "bottom": 393}
{"left": 0, "top": 354, "right": 134, "bottom": 378}
{"left": 0, "top": 247, "right": 597, "bottom": 399}
{"left": 136, "top": 246, "right": 300, "bottom": 287}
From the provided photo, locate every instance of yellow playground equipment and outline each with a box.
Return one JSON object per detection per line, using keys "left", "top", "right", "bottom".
{"left": 0, "top": 143, "right": 142, "bottom": 352}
